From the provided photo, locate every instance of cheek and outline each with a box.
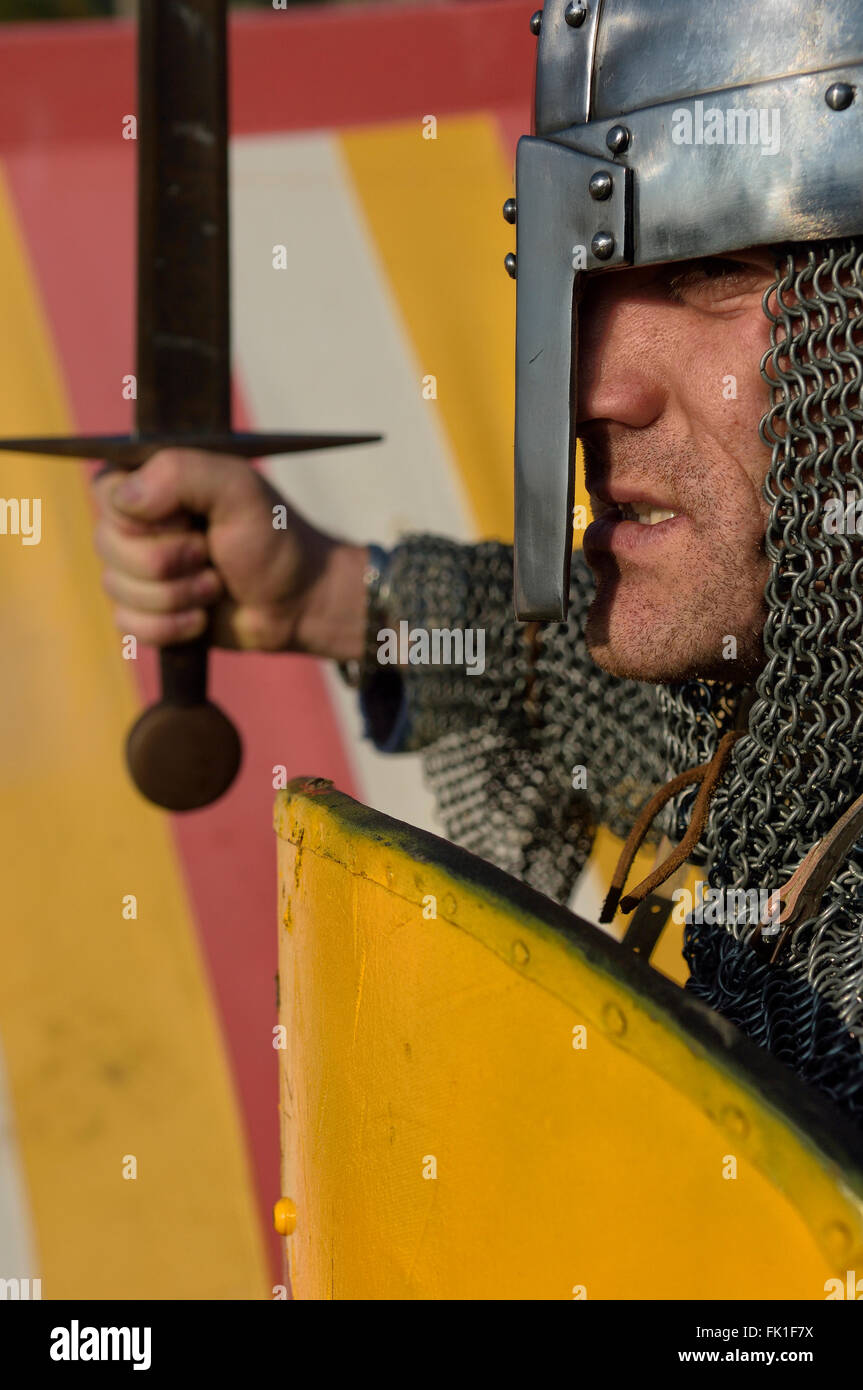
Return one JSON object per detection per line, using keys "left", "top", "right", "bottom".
{"left": 695, "top": 322, "right": 774, "bottom": 492}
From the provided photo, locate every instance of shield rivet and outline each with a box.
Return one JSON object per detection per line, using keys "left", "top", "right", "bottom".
{"left": 826, "top": 82, "right": 855, "bottom": 110}
{"left": 502, "top": 197, "right": 517, "bottom": 224}
{"left": 273, "top": 1197, "right": 297, "bottom": 1237}
{"left": 529, "top": 9, "right": 542, "bottom": 35}
{"left": 504, "top": 251, "right": 518, "bottom": 279}
{"left": 564, "top": 2, "right": 588, "bottom": 26}
{"left": 588, "top": 171, "right": 613, "bottom": 201}
{"left": 591, "top": 232, "right": 615, "bottom": 261}
{"left": 606, "top": 124, "right": 631, "bottom": 155}
{"left": 602, "top": 1001, "right": 627, "bottom": 1036}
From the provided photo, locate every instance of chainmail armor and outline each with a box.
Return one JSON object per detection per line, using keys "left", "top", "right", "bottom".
{"left": 361, "top": 242, "right": 863, "bottom": 1125}
{"left": 678, "top": 240, "right": 863, "bottom": 1120}
{"left": 367, "top": 536, "right": 668, "bottom": 903}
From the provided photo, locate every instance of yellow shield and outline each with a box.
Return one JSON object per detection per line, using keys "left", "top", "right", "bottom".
{"left": 275, "top": 778, "right": 863, "bottom": 1300}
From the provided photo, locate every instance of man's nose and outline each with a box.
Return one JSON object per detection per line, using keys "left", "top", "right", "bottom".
{"left": 576, "top": 281, "right": 666, "bottom": 430}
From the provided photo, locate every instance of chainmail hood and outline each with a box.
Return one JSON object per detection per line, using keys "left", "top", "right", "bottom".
{"left": 664, "top": 239, "right": 863, "bottom": 1119}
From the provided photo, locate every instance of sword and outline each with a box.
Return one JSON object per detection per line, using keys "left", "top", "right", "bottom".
{"left": 0, "top": 0, "right": 380, "bottom": 812}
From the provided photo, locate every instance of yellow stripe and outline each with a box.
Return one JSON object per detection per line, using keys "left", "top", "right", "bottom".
{"left": 0, "top": 171, "right": 268, "bottom": 1298}
{"left": 341, "top": 116, "right": 517, "bottom": 540}
{"left": 341, "top": 115, "right": 591, "bottom": 547}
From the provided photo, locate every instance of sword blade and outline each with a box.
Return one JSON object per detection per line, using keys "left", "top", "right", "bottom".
{"left": 137, "top": 0, "right": 230, "bottom": 436}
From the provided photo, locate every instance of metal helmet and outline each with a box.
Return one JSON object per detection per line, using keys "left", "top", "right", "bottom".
{"left": 512, "top": 0, "right": 863, "bottom": 1121}
{"left": 512, "top": 0, "right": 863, "bottom": 619}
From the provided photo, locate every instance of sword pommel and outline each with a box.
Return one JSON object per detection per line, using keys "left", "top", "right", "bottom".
{"left": 126, "top": 633, "right": 242, "bottom": 812}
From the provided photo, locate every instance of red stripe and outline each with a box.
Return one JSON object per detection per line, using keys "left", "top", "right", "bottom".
{"left": 0, "top": 2, "right": 534, "bottom": 147}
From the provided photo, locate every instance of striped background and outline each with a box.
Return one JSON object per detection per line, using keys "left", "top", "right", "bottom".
{"left": 0, "top": 2, "right": 560, "bottom": 1297}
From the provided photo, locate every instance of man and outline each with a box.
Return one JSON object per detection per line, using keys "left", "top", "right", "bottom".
{"left": 92, "top": 0, "right": 863, "bottom": 1123}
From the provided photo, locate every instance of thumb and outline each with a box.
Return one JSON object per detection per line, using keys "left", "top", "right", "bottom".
{"left": 108, "top": 448, "right": 240, "bottom": 525}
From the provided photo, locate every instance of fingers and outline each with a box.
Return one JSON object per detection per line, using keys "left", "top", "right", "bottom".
{"left": 100, "top": 563, "right": 223, "bottom": 615}
{"left": 91, "top": 447, "right": 300, "bottom": 652}
{"left": 94, "top": 515, "right": 210, "bottom": 582}
{"left": 92, "top": 449, "right": 245, "bottom": 647}
{"left": 101, "top": 560, "right": 223, "bottom": 645}
{"left": 109, "top": 603, "right": 210, "bottom": 647}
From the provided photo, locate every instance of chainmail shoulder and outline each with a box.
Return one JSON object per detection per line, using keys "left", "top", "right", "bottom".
{"left": 370, "top": 533, "right": 668, "bottom": 903}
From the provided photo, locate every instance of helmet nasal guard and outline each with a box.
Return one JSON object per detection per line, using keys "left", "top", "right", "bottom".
{"left": 512, "top": 0, "right": 863, "bottom": 618}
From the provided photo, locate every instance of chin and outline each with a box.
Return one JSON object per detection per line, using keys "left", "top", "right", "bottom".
{"left": 583, "top": 579, "right": 766, "bottom": 686}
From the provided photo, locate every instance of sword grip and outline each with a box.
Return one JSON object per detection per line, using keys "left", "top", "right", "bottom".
{"left": 160, "top": 511, "right": 211, "bottom": 707}
{"left": 159, "top": 633, "right": 209, "bottom": 706}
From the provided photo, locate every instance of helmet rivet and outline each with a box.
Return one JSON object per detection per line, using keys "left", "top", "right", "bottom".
{"left": 606, "top": 124, "right": 631, "bottom": 155}
{"left": 564, "top": 2, "right": 588, "bottom": 26}
{"left": 826, "top": 82, "right": 855, "bottom": 111}
{"left": 529, "top": 10, "right": 543, "bottom": 35}
{"left": 591, "top": 232, "right": 615, "bottom": 261}
{"left": 504, "top": 252, "right": 518, "bottom": 279}
{"left": 588, "top": 171, "right": 613, "bottom": 201}
{"left": 502, "top": 197, "right": 517, "bottom": 225}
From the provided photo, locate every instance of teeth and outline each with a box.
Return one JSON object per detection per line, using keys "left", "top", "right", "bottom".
{"left": 621, "top": 503, "right": 677, "bottom": 525}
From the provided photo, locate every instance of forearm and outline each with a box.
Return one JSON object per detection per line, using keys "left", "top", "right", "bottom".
{"left": 357, "top": 534, "right": 535, "bottom": 753}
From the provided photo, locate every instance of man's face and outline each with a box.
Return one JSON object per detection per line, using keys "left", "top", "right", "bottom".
{"left": 578, "top": 248, "right": 777, "bottom": 684}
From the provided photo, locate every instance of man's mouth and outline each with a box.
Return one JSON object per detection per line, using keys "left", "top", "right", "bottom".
{"left": 583, "top": 492, "right": 688, "bottom": 558}
{"left": 617, "top": 502, "right": 678, "bottom": 526}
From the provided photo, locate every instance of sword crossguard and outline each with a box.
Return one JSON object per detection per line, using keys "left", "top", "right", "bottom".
{"left": 0, "top": 430, "right": 382, "bottom": 466}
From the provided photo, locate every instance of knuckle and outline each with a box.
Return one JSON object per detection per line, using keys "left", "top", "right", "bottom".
{"left": 165, "top": 608, "right": 206, "bottom": 642}
{"left": 157, "top": 575, "right": 206, "bottom": 614}
{"left": 149, "top": 539, "right": 189, "bottom": 581}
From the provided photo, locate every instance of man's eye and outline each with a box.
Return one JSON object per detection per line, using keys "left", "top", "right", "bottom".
{"left": 664, "top": 258, "right": 763, "bottom": 304}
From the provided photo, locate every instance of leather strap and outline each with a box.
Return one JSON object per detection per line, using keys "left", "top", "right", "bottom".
{"left": 601, "top": 730, "right": 743, "bottom": 924}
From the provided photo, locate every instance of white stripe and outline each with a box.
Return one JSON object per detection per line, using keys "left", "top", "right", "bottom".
{"left": 567, "top": 859, "right": 624, "bottom": 939}
{"left": 232, "top": 132, "right": 475, "bottom": 833}
{"left": 0, "top": 1041, "right": 39, "bottom": 1288}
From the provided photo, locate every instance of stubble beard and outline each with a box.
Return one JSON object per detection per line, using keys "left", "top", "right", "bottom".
{"left": 579, "top": 433, "right": 770, "bottom": 685}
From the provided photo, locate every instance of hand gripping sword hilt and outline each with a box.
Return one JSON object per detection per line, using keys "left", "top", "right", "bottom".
{"left": 0, "top": 428, "right": 381, "bottom": 811}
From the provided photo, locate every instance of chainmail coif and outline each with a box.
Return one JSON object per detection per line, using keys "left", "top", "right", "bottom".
{"left": 370, "top": 242, "right": 863, "bottom": 1124}
{"left": 671, "top": 239, "right": 863, "bottom": 1121}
